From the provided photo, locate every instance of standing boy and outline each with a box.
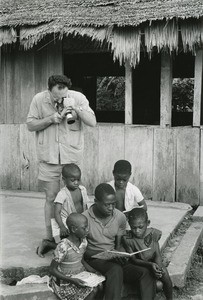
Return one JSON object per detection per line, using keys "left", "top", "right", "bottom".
{"left": 108, "top": 160, "right": 147, "bottom": 212}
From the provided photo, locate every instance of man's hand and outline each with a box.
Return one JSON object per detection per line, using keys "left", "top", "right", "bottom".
{"left": 50, "top": 112, "right": 62, "bottom": 124}
{"left": 151, "top": 263, "right": 163, "bottom": 278}
{"left": 71, "top": 278, "right": 87, "bottom": 287}
{"left": 60, "top": 225, "right": 69, "bottom": 238}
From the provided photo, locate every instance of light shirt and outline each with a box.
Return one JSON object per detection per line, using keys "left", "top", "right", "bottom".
{"left": 83, "top": 205, "right": 126, "bottom": 253}
{"left": 27, "top": 90, "right": 95, "bottom": 164}
{"left": 108, "top": 180, "right": 144, "bottom": 211}
{"left": 54, "top": 185, "right": 89, "bottom": 223}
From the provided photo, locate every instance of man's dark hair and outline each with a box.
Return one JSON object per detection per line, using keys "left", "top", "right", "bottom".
{"left": 48, "top": 75, "right": 72, "bottom": 90}
{"left": 113, "top": 160, "right": 132, "bottom": 174}
{"left": 128, "top": 208, "right": 148, "bottom": 223}
{"left": 62, "top": 163, "right": 81, "bottom": 178}
{"left": 95, "top": 183, "right": 115, "bottom": 202}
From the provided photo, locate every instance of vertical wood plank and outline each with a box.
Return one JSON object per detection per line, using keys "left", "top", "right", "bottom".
{"left": 0, "top": 48, "right": 6, "bottom": 124}
{"left": 20, "top": 50, "right": 35, "bottom": 123}
{"left": 160, "top": 52, "right": 172, "bottom": 127}
{"left": 193, "top": 49, "right": 203, "bottom": 127}
{"left": 200, "top": 129, "right": 203, "bottom": 205}
{"left": 20, "top": 124, "right": 30, "bottom": 190}
{"left": 0, "top": 124, "right": 21, "bottom": 189}
{"left": 176, "top": 128, "right": 200, "bottom": 205}
{"left": 153, "top": 128, "right": 175, "bottom": 202}
{"left": 125, "top": 126, "right": 154, "bottom": 199}
{"left": 125, "top": 60, "right": 133, "bottom": 124}
{"left": 98, "top": 124, "right": 125, "bottom": 184}
{"left": 82, "top": 125, "right": 99, "bottom": 195}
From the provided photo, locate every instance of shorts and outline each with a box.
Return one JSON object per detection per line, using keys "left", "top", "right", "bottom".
{"left": 38, "top": 162, "right": 64, "bottom": 182}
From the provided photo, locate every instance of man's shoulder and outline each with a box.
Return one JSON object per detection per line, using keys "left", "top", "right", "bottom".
{"left": 69, "top": 90, "right": 86, "bottom": 101}
{"left": 114, "top": 208, "right": 126, "bottom": 220}
{"left": 127, "top": 182, "right": 141, "bottom": 193}
{"left": 33, "top": 90, "right": 49, "bottom": 102}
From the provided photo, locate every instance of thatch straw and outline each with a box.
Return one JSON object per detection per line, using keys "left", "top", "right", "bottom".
{"left": 108, "top": 27, "right": 141, "bottom": 67}
{"left": 180, "top": 19, "right": 203, "bottom": 53}
{"left": 144, "top": 19, "right": 179, "bottom": 55}
{"left": 0, "top": 28, "right": 17, "bottom": 46}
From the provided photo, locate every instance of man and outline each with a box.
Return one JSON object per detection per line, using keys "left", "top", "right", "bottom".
{"left": 27, "top": 75, "right": 96, "bottom": 257}
{"left": 83, "top": 183, "right": 156, "bottom": 300}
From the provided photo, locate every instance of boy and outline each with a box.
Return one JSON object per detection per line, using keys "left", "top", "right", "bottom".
{"left": 108, "top": 160, "right": 147, "bottom": 213}
{"left": 122, "top": 208, "right": 173, "bottom": 300}
{"left": 51, "top": 163, "right": 89, "bottom": 244}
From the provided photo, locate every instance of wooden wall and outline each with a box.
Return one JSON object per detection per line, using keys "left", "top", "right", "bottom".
{"left": 0, "top": 122, "right": 201, "bottom": 206}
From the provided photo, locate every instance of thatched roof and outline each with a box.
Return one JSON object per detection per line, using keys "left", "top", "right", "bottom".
{"left": 0, "top": 0, "right": 203, "bottom": 27}
{"left": 1, "top": 0, "right": 203, "bottom": 67}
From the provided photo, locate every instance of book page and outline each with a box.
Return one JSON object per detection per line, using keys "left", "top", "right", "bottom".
{"left": 92, "top": 248, "right": 151, "bottom": 260}
{"left": 72, "top": 271, "right": 105, "bottom": 287}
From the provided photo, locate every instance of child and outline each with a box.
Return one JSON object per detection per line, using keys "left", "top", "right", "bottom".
{"left": 108, "top": 160, "right": 147, "bottom": 213}
{"left": 51, "top": 163, "right": 89, "bottom": 244}
{"left": 49, "top": 213, "right": 102, "bottom": 300}
{"left": 122, "top": 208, "right": 173, "bottom": 300}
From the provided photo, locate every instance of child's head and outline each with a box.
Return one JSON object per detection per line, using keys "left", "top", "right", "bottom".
{"left": 94, "top": 183, "right": 116, "bottom": 217}
{"left": 128, "top": 208, "right": 150, "bottom": 239}
{"left": 113, "top": 160, "right": 132, "bottom": 189}
{"left": 62, "top": 163, "right": 81, "bottom": 191}
{"left": 66, "top": 213, "right": 88, "bottom": 239}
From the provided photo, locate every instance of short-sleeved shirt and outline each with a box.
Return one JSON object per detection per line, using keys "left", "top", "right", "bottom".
{"left": 122, "top": 228, "right": 162, "bottom": 262}
{"left": 54, "top": 185, "right": 89, "bottom": 223}
{"left": 83, "top": 205, "right": 126, "bottom": 254}
{"left": 27, "top": 90, "right": 95, "bottom": 164}
{"left": 108, "top": 180, "right": 144, "bottom": 211}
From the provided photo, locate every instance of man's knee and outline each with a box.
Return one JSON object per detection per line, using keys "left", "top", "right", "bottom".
{"left": 106, "top": 264, "right": 123, "bottom": 281}
{"left": 43, "top": 181, "right": 60, "bottom": 202}
{"left": 139, "top": 267, "right": 152, "bottom": 279}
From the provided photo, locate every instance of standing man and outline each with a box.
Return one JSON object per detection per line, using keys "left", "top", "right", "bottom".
{"left": 27, "top": 75, "right": 96, "bottom": 257}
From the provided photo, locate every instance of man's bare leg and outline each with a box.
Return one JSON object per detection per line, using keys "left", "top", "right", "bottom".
{"left": 37, "top": 180, "right": 60, "bottom": 257}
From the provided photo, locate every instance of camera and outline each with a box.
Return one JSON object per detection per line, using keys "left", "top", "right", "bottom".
{"left": 62, "top": 97, "right": 75, "bottom": 125}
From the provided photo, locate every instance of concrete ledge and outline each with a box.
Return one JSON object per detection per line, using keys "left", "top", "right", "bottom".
{"left": 192, "top": 206, "right": 203, "bottom": 221}
{"left": 0, "top": 283, "right": 57, "bottom": 300}
{"left": 168, "top": 222, "right": 203, "bottom": 287}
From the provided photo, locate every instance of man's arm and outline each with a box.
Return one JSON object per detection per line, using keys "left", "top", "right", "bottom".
{"left": 27, "top": 112, "right": 62, "bottom": 132}
{"left": 74, "top": 107, "right": 96, "bottom": 127}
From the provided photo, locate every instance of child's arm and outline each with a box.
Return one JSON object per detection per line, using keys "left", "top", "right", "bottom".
{"left": 50, "top": 259, "right": 86, "bottom": 287}
{"left": 54, "top": 203, "right": 69, "bottom": 237}
{"left": 82, "top": 258, "right": 99, "bottom": 273}
{"left": 138, "top": 199, "right": 147, "bottom": 211}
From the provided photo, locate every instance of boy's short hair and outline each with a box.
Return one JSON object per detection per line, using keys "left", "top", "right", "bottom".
{"left": 113, "top": 160, "right": 132, "bottom": 174}
{"left": 66, "top": 212, "right": 87, "bottom": 228}
{"left": 48, "top": 75, "right": 72, "bottom": 90}
{"left": 95, "top": 183, "right": 115, "bottom": 202}
{"left": 128, "top": 207, "right": 148, "bottom": 222}
{"left": 62, "top": 163, "right": 81, "bottom": 178}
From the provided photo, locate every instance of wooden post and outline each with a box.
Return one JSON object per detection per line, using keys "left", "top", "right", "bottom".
{"left": 193, "top": 49, "right": 203, "bottom": 127}
{"left": 160, "top": 52, "right": 172, "bottom": 127}
{"left": 125, "top": 60, "right": 133, "bottom": 124}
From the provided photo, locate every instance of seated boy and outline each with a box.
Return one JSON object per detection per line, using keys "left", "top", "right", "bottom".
{"left": 51, "top": 163, "right": 89, "bottom": 244}
{"left": 108, "top": 160, "right": 147, "bottom": 214}
{"left": 122, "top": 208, "right": 173, "bottom": 300}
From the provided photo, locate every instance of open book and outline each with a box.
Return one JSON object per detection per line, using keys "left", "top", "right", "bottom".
{"left": 91, "top": 248, "right": 151, "bottom": 260}
{"left": 71, "top": 271, "right": 105, "bottom": 287}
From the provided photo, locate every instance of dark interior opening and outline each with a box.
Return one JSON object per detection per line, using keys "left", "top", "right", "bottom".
{"left": 132, "top": 53, "right": 161, "bottom": 125}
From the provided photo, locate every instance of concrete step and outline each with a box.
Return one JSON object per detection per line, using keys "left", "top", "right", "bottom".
{"left": 192, "top": 206, "right": 203, "bottom": 221}
{"left": 0, "top": 283, "right": 57, "bottom": 300}
{"left": 168, "top": 221, "right": 203, "bottom": 288}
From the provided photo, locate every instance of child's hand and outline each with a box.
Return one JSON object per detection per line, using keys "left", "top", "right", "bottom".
{"left": 71, "top": 278, "right": 87, "bottom": 287}
{"left": 60, "top": 226, "right": 69, "bottom": 238}
{"left": 151, "top": 263, "right": 163, "bottom": 278}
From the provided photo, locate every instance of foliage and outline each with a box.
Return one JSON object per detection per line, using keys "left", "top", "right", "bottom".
{"left": 96, "top": 76, "right": 125, "bottom": 111}
{"left": 172, "top": 78, "right": 194, "bottom": 112}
